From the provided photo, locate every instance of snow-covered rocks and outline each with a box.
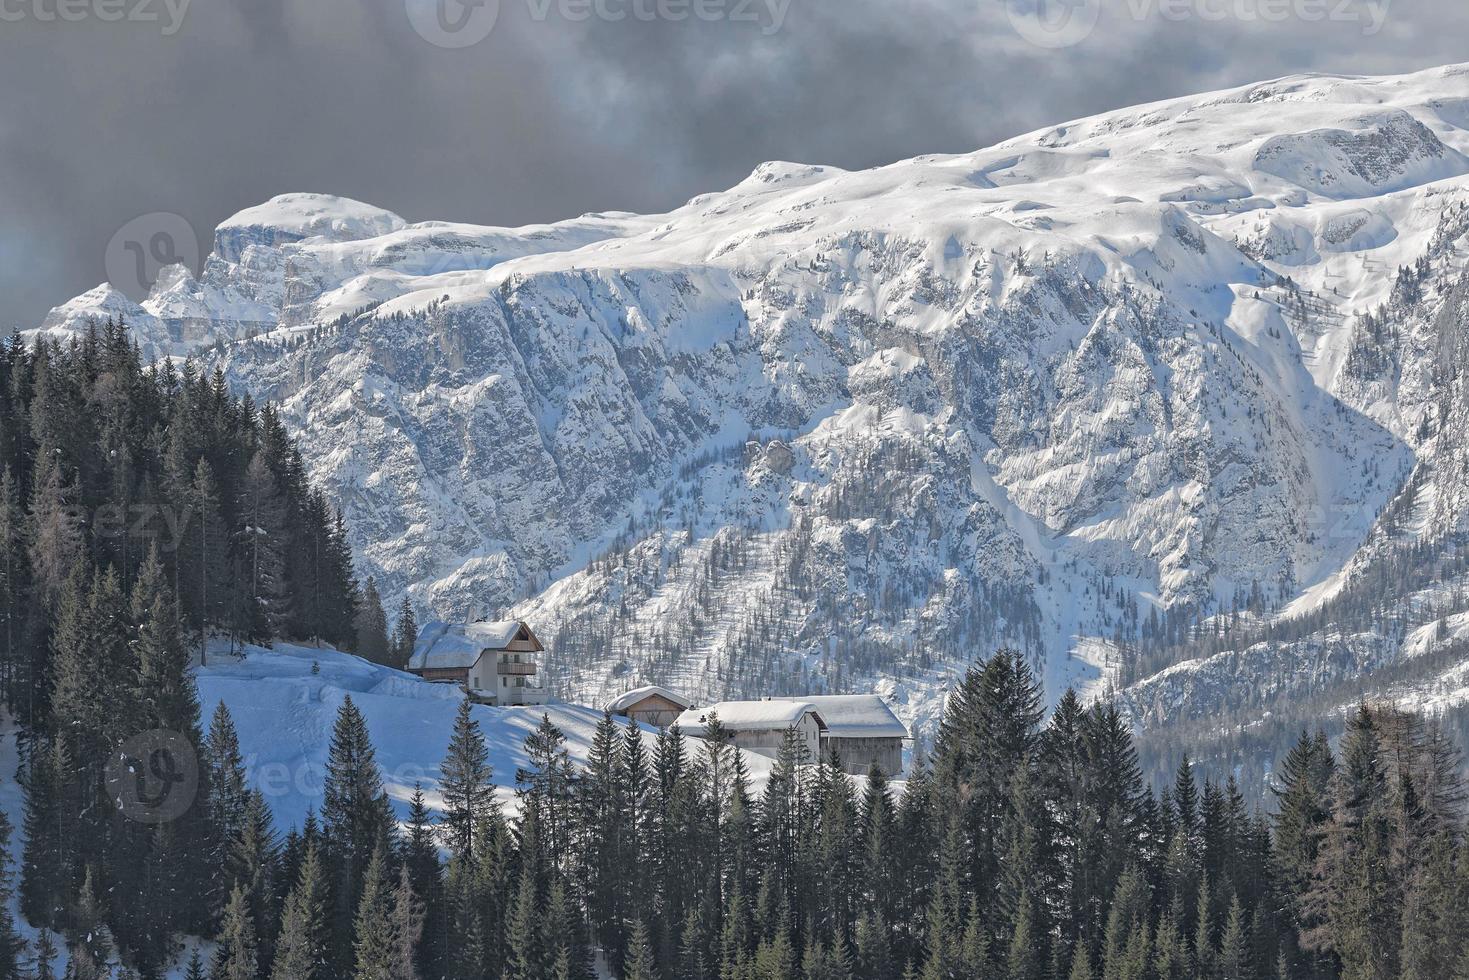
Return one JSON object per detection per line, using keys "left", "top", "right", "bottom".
{"left": 29, "top": 61, "right": 1469, "bottom": 738}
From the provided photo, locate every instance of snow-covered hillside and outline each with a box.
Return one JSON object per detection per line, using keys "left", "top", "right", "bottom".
{"left": 190, "top": 641, "right": 776, "bottom": 833}
{"left": 32, "top": 62, "right": 1469, "bottom": 738}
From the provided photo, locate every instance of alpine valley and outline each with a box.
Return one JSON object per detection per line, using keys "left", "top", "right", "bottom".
{"left": 33, "top": 62, "right": 1469, "bottom": 769}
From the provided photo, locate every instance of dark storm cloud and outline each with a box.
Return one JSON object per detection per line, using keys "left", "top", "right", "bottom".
{"left": 2, "top": 0, "right": 1464, "bottom": 327}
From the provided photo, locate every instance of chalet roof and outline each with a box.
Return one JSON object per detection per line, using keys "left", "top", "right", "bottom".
{"left": 674, "top": 700, "right": 826, "bottom": 736}
{"left": 604, "top": 685, "right": 693, "bottom": 714}
{"left": 774, "top": 695, "right": 908, "bottom": 739}
{"left": 409, "top": 619, "right": 540, "bottom": 672}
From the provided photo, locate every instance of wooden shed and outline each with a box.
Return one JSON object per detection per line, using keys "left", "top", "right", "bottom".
{"left": 604, "top": 686, "right": 693, "bottom": 728}
{"left": 775, "top": 695, "right": 909, "bottom": 775}
{"left": 674, "top": 700, "right": 827, "bottom": 764}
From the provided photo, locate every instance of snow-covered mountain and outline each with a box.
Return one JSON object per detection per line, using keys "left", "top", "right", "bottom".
{"left": 33, "top": 63, "right": 1469, "bottom": 738}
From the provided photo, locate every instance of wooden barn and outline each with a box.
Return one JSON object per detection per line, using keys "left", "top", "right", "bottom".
{"left": 674, "top": 700, "right": 827, "bottom": 763}
{"left": 605, "top": 686, "right": 693, "bottom": 728}
{"left": 408, "top": 620, "right": 549, "bottom": 706}
{"left": 775, "top": 695, "right": 908, "bottom": 775}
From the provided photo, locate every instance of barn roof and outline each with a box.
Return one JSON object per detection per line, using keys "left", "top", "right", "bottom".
{"left": 409, "top": 620, "right": 539, "bottom": 671}
{"left": 674, "top": 700, "right": 826, "bottom": 735}
{"left": 604, "top": 685, "right": 693, "bottom": 714}
{"left": 775, "top": 695, "right": 909, "bottom": 739}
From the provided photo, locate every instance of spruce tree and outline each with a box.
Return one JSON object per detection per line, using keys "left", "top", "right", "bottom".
{"left": 353, "top": 843, "right": 396, "bottom": 978}
{"left": 1303, "top": 705, "right": 1400, "bottom": 977}
{"left": 19, "top": 736, "right": 73, "bottom": 929}
{"left": 0, "top": 465, "right": 31, "bottom": 716}
{"left": 389, "top": 865, "right": 425, "bottom": 980}
{"left": 354, "top": 577, "right": 391, "bottom": 665}
{"left": 67, "top": 869, "right": 112, "bottom": 980}
{"left": 322, "top": 695, "right": 395, "bottom": 973}
{"left": 237, "top": 449, "right": 290, "bottom": 642}
{"left": 24, "top": 455, "right": 82, "bottom": 610}
{"left": 212, "top": 884, "right": 259, "bottom": 980}
{"left": 272, "top": 841, "right": 329, "bottom": 980}
{"left": 440, "top": 699, "right": 495, "bottom": 862}
{"left": 1219, "top": 895, "right": 1253, "bottom": 980}
{"left": 0, "top": 806, "right": 23, "bottom": 979}
{"left": 625, "top": 918, "right": 657, "bottom": 980}
{"left": 179, "top": 458, "right": 228, "bottom": 639}
{"left": 31, "top": 929, "right": 59, "bottom": 980}
{"left": 392, "top": 597, "right": 417, "bottom": 670}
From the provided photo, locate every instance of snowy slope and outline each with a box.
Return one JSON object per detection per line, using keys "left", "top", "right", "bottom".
{"left": 1, "top": 644, "right": 781, "bottom": 977}
{"left": 31, "top": 62, "right": 1469, "bottom": 737}
{"left": 192, "top": 640, "right": 776, "bottom": 834}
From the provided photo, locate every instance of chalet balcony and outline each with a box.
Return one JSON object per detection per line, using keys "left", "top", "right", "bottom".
{"left": 497, "top": 662, "right": 538, "bottom": 676}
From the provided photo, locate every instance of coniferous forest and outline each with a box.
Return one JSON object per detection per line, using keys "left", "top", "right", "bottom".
{"left": 4, "top": 327, "right": 1469, "bottom": 980}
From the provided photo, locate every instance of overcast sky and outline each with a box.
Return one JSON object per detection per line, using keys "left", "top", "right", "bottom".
{"left": 2, "top": 0, "right": 1465, "bottom": 328}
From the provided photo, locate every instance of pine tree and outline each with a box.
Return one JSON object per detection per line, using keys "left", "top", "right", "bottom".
{"left": 19, "top": 736, "right": 72, "bottom": 930}
{"left": 31, "top": 929, "right": 59, "bottom": 980}
{"left": 272, "top": 841, "right": 329, "bottom": 980}
{"left": 1399, "top": 831, "right": 1466, "bottom": 979}
{"left": 391, "top": 597, "right": 417, "bottom": 670}
{"left": 440, "top": 699, "right": 495, "bottom": 862}
{"left": 204, "top": 701, "right": 250, "bottom": 915}
{"left": 322, "top": 695, "right": 395, "bottom": 973}
{"left": 353, "top": 577, "right": 391, "bottom": 665}
{"left": 625, "top": 918, "right": 657, "bottom": 980}
{"left": 676, "top": 906, "right": 707, "bottom": 980}
{"left": 24, "top": 455, "right": 82, "bottom": 610}
{"left": 212, "top": 884, "right": 259, "bottom": 980}
{"left": 0, "top": 806, "right": 23, "bottom": 979}
{"left": 1219, "top": 895, "right": 1253, "bottom": 980}
{"left": 503, "top": 817, "right": 547, "bottom": 980}
{"left": 388, "top": 865, "right": 425, "bottom": 980}
{"left": 401, "top": 785, "right": 443, "bottom": 980}
{"left": 580, "top": 711, "right": 628, "bottom": 971}
{"left": 1069, "top": 944, "right": 1095, "bottom": 980}
{"left": 183, "top": 948, "right": 207, "bottom": 980}
{"left": 353, "top": 843, "right": 396, "bottom": 978}
{"left": 0, "top": 466, "right": 31, "bottom": 717}
{"left": 178, "top": 458, "right": 228, "bottom": 639}
{"left": 67, "top": 869, "right": 112, "bottom": 980}
{"left": 236, "top": 449, "right": 289, "bottom": 641}
{"left": 1303, "top": 705, "right": 1400, "bottom": 978}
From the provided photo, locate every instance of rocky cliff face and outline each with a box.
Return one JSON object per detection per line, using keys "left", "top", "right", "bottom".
{"left": 32, "top": 63, "right": 1469, "bottom": 736}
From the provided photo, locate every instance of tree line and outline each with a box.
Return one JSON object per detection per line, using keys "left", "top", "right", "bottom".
{"left": 8, "top": 644, "right": 1469, "bottom": 979}
{"left": 0, "top": 322, "right": 369, "bottom": 726}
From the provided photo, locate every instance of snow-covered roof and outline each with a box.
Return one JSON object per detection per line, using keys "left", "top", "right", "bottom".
{"left": 774, "top": 695, "right": 908, "bottom": 739}
{"left": 674, "top": 700, "right": 826, "bottom": 735}
{"left": 604, "top": 685, "right": 692, "bottom": 714}
{"left": 408, "top": 619, "right": 537, "bottom": 671}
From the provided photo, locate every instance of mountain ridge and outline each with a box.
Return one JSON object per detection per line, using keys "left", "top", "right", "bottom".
{"left": 28, "top": 61, "right": 1469, "bottom": 739}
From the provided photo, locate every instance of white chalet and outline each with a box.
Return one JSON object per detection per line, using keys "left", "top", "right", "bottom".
{"left": 674, "top": 700, "right": 827, "bottom": 763}
{"left": 408, "top": 620, "right": 548, "bottom": 707}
